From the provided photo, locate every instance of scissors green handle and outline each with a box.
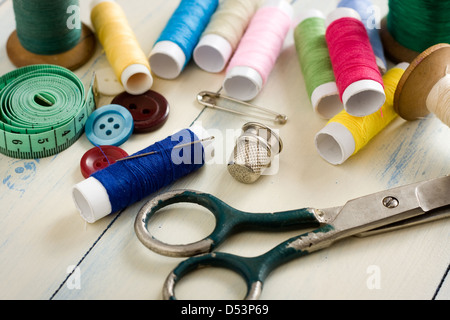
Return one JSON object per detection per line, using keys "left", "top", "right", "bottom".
{"left": 135, "top": 176, "right": 450, "bottom": 300}
{"left": 162, "top": 224, "right": 336, "bottom": 300}
{"left": 135, "top": 189, "right": 321, "bottom": 257}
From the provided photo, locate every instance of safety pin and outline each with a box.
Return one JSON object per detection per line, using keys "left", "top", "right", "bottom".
{"left": 117, "top": 137, "right": 215, "bottom": 162}
{"left": 197, "top": 88, "right": 288, "bottom": 125}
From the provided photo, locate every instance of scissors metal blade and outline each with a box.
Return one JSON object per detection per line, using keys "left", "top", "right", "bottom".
{"left": 328, "top": 175, "right": 450, "bottom": 238}
{"left": 355, "top": 175, "right": 450, "bottom": 237}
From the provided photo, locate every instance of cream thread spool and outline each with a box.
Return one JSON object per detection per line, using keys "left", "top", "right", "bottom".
{"left": 394, "top": 43, "right": 450, "bottom": 127}
{"left": 91, "top": 0, "right": 153, "bottom": 95}
{"left": 194, "top": 0, "right": 263, "bottom": 73}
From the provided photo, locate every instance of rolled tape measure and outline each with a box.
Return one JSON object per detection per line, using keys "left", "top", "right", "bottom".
{"left": 0, "top": 64, "right": 97, "bottom": 159}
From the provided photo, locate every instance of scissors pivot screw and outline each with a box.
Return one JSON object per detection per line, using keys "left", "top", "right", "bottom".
{"left": 382, "top": 196, "right": 399, "bottom": 209}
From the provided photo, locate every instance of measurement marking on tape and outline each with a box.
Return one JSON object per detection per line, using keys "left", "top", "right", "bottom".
{"left": 0, "top": 65, "right": 97, "bottom": 159}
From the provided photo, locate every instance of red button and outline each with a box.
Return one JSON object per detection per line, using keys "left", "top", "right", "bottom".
{"left": 80, "top": 146, "right": 129, "bottom": 178}
{"left": 112, "top": 90, "right": 170, "bottom": 133}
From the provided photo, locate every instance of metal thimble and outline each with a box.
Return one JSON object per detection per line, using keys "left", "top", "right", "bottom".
{"left": 227, "top": 122, "right": 283, "bottom": 184}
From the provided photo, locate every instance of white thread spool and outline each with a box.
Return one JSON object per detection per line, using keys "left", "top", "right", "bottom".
{"left": 91, "top": 0, "right": 153, "bottom": 95}
{"left": 325, "top": 7, "right": 386, "bottom": 117}
{"left": 193, "top": 0, "right": 262, "bottom": 73}
{"left": 427, "top": 70, "right": 450, "bottom": 126}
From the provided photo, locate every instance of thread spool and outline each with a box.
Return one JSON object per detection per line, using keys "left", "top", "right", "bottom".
{"left": 91, "top": 0, "right": 153, "bottom": 95}
{"left": 7, "top": 0, "right": 96, "bottom": 71}
{"left": 150, "top": 0, "right": 219, "bottom": 80}
{"left": 394, "top": 44, "right": 450, "bottom": 127}
{"left": 381, "top": 0, "right": 450, "bottom": 64}
{"left": 193, "top": 0, "right": 262, "bottom": 73}
{"left": 325, "top": 7, "right": 385, "bottom": 117}
{"left": 294, "top": 9, "right": 341, "bottom": 119}
{"left": 315, "top": 63, "right": 408, "bottom": 165}
{"left": 223, "top": 0, "right": 293, "bottom": 101}
{"left": 337, "top": 0, "right": 387, "bottom": 73}
{"left": 73, "top": 125, "right": 213, "bottom": 223}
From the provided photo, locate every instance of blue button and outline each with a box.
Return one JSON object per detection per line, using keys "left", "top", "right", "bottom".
{"left": 85, "top": 104, "right": 134, "bottom": 146}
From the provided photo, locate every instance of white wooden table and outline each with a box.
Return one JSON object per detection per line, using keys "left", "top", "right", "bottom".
{"left": 0, "top": 0, "right": 449, "bottom": 300}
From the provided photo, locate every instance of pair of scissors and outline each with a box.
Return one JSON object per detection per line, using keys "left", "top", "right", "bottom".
{"left": 135, "top": 175, "right": 450, "bottom": 300}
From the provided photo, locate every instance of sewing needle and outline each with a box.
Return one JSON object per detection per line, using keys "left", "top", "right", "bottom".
{"left": 117, "top": 137, "right": 215, "bottom": 162}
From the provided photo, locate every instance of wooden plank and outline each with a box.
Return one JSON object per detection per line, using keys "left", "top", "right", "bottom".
{"left": 0, "top": 0, "right": 448, "bottom": 300}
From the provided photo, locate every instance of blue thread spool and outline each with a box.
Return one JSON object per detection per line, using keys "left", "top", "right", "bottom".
{"left": 149, "top": 0, "right": 219, "bottom": 79}
{"left": 338, "top": 0, "right": 387, "bottom": 73}
{"left": 73, "top": 126, "right": 213, "bottom": 223}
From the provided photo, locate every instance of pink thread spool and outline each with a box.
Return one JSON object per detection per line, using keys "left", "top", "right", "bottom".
{"left": 325, "top": 8, "right": 385, "bottom": 117}
{"left": 223, "top": 0, "right": 293, "bottom": 101}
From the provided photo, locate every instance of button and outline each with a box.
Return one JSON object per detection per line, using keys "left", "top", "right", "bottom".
{"left": 80, "top": 145, "right": 129, "bottom": 178}
{"left": 85, "top": 104, "right": 134, "bottom": 146}
{"left": 95, "top": 67, "right": 125, "bottom": 97}
{"left": 111, "top": 90, "right": 169, "bottom": 133}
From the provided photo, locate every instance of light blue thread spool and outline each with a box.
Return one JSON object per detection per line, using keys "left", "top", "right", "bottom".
{"left": 150, "top": 0, "right": 219, "bottom": 79}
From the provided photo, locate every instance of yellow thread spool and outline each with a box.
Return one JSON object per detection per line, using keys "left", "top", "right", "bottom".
{"left": 91, "top": 0, "right": 153, "bottom": 95}
{"left": 315, "top": 63, "right": 408, "bottom": 165}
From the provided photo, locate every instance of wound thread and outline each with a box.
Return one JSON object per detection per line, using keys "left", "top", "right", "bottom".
{"left": 194, "top": 0, "right": 262, "bottom": 73}
{"left": 224, "top": 0, "right": 293, "bottom": 101}
{"left": 338, "top": 0, "right": 387, "bottom": 73}
{"left": 73, "top": 127, "right": 211, "bottom": 223}
{"left": 203, "top": 0, "right": 262, "bottom": 50}
{"left": 294, "top": 10, "right": 341, "bottom": 119}
{"left": 426, "top": 72, "right": 450, "bottom": 127}
{"left": 91, "top": 0, "right": 153, "bottom": 95}
{"left": 12, "top": 0, "right": 82, "bottom": 55}
{"left": 387, "top": 0, "right": 450, "bottom": 53}
{"left": 315, "top": 64, "right": 407, "bottom": 165}
{"left": 326, "top": 8, "right": 385, "bottom": 117}
{"left": 150, "top": 0, "right": 219, "bottom": 79}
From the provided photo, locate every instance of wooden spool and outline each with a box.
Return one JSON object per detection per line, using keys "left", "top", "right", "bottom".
{"left": 7, "top": 23, "right": 96, "bottom": 71}
{"left": 379, "top": 17, "right": 421, "bottom": 64}
{"left": 394, "top": 43, "right": 450, "bottom": 121}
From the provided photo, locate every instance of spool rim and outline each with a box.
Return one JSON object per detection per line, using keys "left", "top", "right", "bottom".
{"left": 380, "top": 17, "right": 420, "bottom": 64}
{"left": 7, "top": 23, "right": 96, "bottom": 71}
{"left": 394, "top": 43, "right": 450, "bottom": 121}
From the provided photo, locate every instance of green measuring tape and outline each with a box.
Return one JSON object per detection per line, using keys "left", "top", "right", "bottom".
{"left": 0, "top": 64, "right": 97, "bottom": 159}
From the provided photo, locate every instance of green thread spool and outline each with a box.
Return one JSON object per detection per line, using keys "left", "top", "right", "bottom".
{"left": 381, "top": 0, "right": 450, "bottom": 63}
{"left": 294, "top": 10, "right": 342, "bottom": 119}
{"left": 7, "top": 0, "right": 96, "bottom": 71}
{"left": 13, "top": 0, "right": 81, "bottom": 55}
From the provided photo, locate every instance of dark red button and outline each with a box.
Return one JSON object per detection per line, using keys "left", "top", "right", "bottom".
{"left": 112, "top": 90, "right": 170, "bottom": 133}
{"left": 80, "top": 145, "right": 129, "bottom": 178}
